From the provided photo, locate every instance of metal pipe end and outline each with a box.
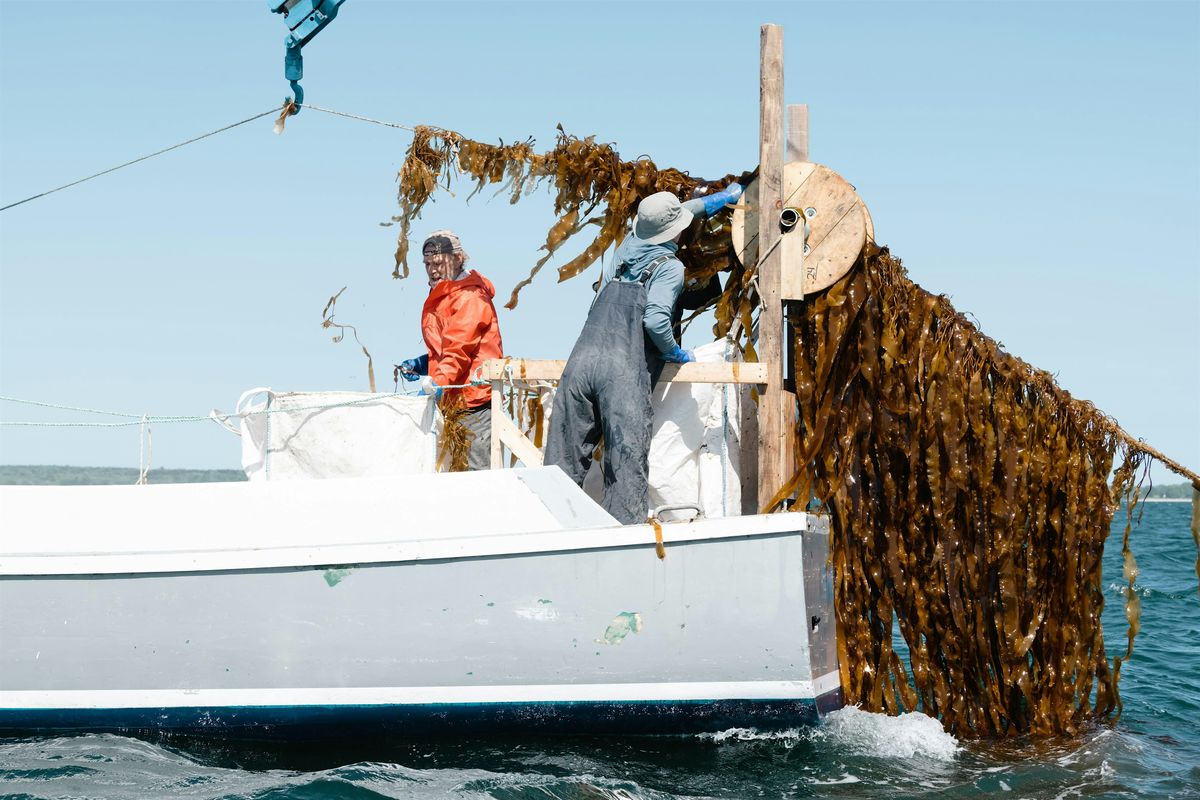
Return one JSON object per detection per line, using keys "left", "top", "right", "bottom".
{"left": 780, "top": 206, "right": 802, "bottom": 231}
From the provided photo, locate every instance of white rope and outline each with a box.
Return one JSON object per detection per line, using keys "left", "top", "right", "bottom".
{"left": 135, "top": 414, "right": 152, "bottom": 485}
{"left": 0, "top": 380, "right": 491, "bottom": 428}
{"left": 0, "top": 395, "right": 143, "bottom": 418}
{"left": 0, "top": 108, "right": 283, "bottom": 212}
{"left": 721, "top": 338, "right": 739, "bottom": 518}
{"left": 0, "top": 99, "right": 439, "bottom": 213}
{"left": 263, "top": 393, "right": 273, "bottom": 481}
{"left": 303, "top": 105, "right": 417, "bottom": 133}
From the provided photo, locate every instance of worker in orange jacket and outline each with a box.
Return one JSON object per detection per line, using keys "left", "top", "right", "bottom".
{"left": 398, "top": 230, "right": 504, "bottom": 470}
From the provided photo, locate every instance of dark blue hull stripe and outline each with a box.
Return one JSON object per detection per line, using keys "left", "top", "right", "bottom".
{"left": 0, "top": 691, "right": 844, "bottom": 739}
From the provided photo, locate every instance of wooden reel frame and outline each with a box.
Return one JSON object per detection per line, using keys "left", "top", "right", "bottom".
{"left": 731, "top": 161, "right": 874, "bottom": 299}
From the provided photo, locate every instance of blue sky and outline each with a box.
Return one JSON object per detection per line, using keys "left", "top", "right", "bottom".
{"left": 0, "top": 0, "right": 1197, "bottom": 483}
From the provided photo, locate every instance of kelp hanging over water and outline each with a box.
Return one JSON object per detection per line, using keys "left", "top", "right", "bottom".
{"left": 775, "top": 248, "right": 1181, "bottom": 737}
{"left": 391, "top": 125, "right": 1199, "bottom": 739}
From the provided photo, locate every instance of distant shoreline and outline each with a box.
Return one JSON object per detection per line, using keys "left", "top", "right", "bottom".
{"left": 1, "top": 467, "right": 1196, "bottom": 500}
{"left": 0, "top": 465, "right": 245, "bottom": 485}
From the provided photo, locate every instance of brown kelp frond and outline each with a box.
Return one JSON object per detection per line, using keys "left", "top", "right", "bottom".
{"left": 394, "top": 124, "right": 752, "bottom": 307}
{"left": 436, "top": 398, "right": 471, "bottom": 473}
{"left": 320, "top": 286, "right": 376, "bottom": 393}
{"left": 393, "top": 127, "right": 464, "bottom": 279}
{"left": 779, "top": 247, "right": 1199, "bottom": 738}
{"left": 457, "top": 136, "right": 540, "bottom": 203}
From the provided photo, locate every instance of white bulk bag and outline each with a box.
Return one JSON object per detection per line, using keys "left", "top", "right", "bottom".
{"left": 573, "top": 339, "right": 744, "bottom": 518}
{"left": 226, "top": 389, "right": 439, "bottom": 481}
{"left": 646, "top": 339, "right": 744, "bottom": 518}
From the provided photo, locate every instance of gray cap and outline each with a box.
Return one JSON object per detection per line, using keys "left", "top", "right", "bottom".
{"left": 632, "top": 191, "right": 695, "bottom": 245}
{"left": 422, "top": 229, "right": 470, "bottom": 263}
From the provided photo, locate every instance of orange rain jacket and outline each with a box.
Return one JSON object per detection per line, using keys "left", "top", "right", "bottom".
{"left": 421, "top": 270, "right": 504, "bottom": 408}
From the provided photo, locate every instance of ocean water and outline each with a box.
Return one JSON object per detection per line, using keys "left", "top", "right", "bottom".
{"left": 2, "top": 502, "right": 1197, "bottom": 799}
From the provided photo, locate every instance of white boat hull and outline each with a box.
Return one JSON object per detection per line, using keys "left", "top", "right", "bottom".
{"left": 0, "top": 468, "right": 840, "bottom": 736}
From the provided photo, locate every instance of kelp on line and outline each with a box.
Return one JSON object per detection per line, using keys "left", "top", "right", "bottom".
{"left": 390, "top": 124, "right": 1199, "bottom": 739}
{"left": 391, "top": 125, "right": 752, "bottom": 308}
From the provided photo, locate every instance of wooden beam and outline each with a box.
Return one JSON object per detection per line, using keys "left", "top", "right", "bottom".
{"left": 777, "top": 104, "right": 806, "bottom": 489}
{"left": 783, "top": 104, "right": 809, "bottom": 301}
{"left": 493, "top": 410, "right": 544, "bottom": 467}
{"left": 787, "top": 103, "right": 809, "bottom": 163}
{"left": 489, "top": 383, "right": 503, "bottom": 470}
{"left": 660, "top": 361, "right": 768, "bottom": 385}
{"left": 481, "top": 359, "right": 566, "bottom": 382}
{"left": 480, "top": 359, "right": 768, "bottom": 384}
{"left": 756, "top": 23, "right": 795, "bottom": 513}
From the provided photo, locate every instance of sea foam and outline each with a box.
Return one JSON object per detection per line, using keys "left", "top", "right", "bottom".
{"left": 696, "top": 727, "right": 805, "bottom": 743}
{"left": 816, "top": 706, "right": 960, "bottom": 760}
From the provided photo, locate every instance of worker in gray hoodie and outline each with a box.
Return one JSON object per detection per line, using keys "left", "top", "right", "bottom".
{"left": 545, "top": 185, "right": 742, "bottom": 524}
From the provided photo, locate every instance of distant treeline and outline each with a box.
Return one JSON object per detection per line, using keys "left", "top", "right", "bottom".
{"left": 1143, "top": 482, "right": 1196, "bottom": 499}
{"left": 0, "top": 465, "right": 246, "bottom": 485}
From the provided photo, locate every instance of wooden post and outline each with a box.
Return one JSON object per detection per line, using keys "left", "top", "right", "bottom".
{"left": 787, "top": 103, "right": 809, "bottom": 163}
{"left": 489, "top": 381, "right": 503, "bottom": 469}
{"left": 781, "top": 102, "right": 809, "bottom": 476}
{"left": 756, "top": 24, "right": 794, "bottom": 513}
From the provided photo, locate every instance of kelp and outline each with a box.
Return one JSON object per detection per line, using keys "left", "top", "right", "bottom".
{"left": 390, "top": 124, "right": 1200, "bottom": 740}
{"left": 772, "top": 248, "right": 1199, "bottom": 738}
{"left": 436, "top": 398, "right": 472, "bottom": 473}
{"left": 320, "top": 286, "right": 376, "bottom": 393}
{"left": 392, "top": 125, "right": 752, "bottom": 307}
{"left": 392, "top": 127, "right": 464, "bottom": 280}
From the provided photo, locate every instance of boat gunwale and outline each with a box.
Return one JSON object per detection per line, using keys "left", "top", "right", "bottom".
{"left": 1, "top": 512, "right": 825, "bottom": 577}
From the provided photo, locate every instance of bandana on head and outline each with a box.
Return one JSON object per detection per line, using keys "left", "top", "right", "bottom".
{"left": 422, "top": 230, "right": 469, "bottom": 263}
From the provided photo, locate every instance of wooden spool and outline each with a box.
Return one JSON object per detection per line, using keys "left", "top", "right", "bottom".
{"left": 731, "top": 161, "right": 873, "bottom": 298}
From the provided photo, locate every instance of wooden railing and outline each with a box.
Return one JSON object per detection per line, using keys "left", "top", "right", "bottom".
{"left": 480, "top": 358, "right": 769, "bottom": 470}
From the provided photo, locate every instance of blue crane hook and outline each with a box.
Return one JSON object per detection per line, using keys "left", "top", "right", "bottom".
{"left": 269, "top": 0, "right": 348, "bottom": 113}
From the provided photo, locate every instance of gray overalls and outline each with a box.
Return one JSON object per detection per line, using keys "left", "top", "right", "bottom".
{"left": 545, "top": 256, "right": 670, "bottom": 525}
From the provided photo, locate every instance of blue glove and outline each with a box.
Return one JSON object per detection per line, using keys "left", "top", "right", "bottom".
{"left": 662, "top": 345, "right": 695, "bottom": 364}
{"left": 398, "top": 354, "right": 429, "bottom": 380}
{"left": 682, "top": 182, "right": 744, "bottom": 219}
